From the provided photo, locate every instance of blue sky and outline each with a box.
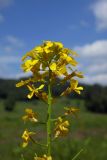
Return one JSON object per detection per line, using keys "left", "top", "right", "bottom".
{"left": 0, "top": 0, "right": 107, "bottom": 85}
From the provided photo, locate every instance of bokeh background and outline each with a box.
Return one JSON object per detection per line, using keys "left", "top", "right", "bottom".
{"left": 0, "top": 0, "right": 107, "bottom": 160}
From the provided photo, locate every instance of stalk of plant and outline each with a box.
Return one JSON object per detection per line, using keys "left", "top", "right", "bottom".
{"left": 16, "top": 41, "right": 84, "bottom": 160}
{"left": 47, "top": 69, "right": 52, "bottom": 156}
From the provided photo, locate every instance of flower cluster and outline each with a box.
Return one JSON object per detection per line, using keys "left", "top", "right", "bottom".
{"left": 16, "top": 41, "right": 83, "bottom": 100}
{"left": 22, "top": 129, "right": 35, "bottom": 148}
{"left": 16, "top": 41, "right": 84, "bottom": 160}
{"left": 54, "top": 117, "right": 69, "bottom": 138}
{"left": 22, "top": 108, "right": 38, "bottom": 122}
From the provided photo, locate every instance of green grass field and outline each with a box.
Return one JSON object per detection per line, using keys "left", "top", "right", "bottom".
{"left": 0, "top": 98, "right": 107, "bottom": 160}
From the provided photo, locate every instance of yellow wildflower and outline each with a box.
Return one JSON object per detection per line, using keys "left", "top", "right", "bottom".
{"left": 54, "top": 117, "right": 69, "bottom": 138}
{"left": 22, "top": 108, "right": 38, "bottom": 122}
{"left": 49, "top": 62, "right": 57, "bottom": 71}
{"left": 65, "top": 71, "right": 84, "bottom": 81}
{"left": 21, "top": 59, "right": 38, "bottom": 72}
{"left": 22, "top": 129, "right": 35, "bottom": 148}
{"left": 16, "top": 79, "right": 31, "bottom": 87}
{"left": 35, "top": 46, "right": 44, "bottom": 53}
{"left": 61, "top": 79, "right": 83, "bottom": 96}
{"left": 60, "top": 52, "right": 78, "bottom": 66}
{"left": 70, "top": 79, "right": 83, "bottom": 94}
{"left": 64, "top": 107, "right": 79, "bottom": 115}
{"left": 27, "top": 84, "right": 44, "bottom": 99}
{"left": 54, "top": 41, "right": 63, "bottom": 49}
{"left": 16, "top": 40, "right": 84, "bottom": 103}
{"left": 38, "top": 92, "right": 48, "bottom": 102}
{"left": 44, "top": 41, "right": 54, "bottom": 48}
{"left": 34, "top": 154, "right": 52, "bottom": 160}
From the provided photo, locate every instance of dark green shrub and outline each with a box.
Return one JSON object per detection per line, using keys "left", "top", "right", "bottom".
{"left": 85, "top": 85, "right": 107, "bottom": 113}
{"left": 4, "top": 93, "right": 16, "bottom": 112}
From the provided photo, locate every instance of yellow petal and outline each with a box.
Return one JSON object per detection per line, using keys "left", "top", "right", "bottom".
{"left": 22, "top": 142, "right": 28, "bottom": 148}
{"left": 50, "top": 62, "right": 56, "bottom": 71}
{"left": 27, "top": 91, "right": 34, "bottom": 99}
{"left": 63, "top": 120, "right": 69, "bottom": 127}
{"left": 37, "top": 84, "right": 45, "bottom": 90}
{"left": 55, "top": 42, "right": 63, "bottom": 49}
{"left": 22, "top": 115, "right": 28, "bottom": 121}
{"left": 16, "top": 80, "right": 24, "bottom": 87}
{"left": 77, "top": 86, "right": 83, "bottom": 90}
{"left": 70, "top": 79, "right": 78, "bottom": 88}
{"left": 27, "top": 85, "right": 33, "bottom": 91}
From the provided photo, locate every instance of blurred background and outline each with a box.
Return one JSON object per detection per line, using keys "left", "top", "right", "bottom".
{"left": 0, "top": 0, "right": 107, "bottom": 160}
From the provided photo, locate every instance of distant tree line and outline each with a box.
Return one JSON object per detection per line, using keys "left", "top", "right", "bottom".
{"left": 0, "top": 78, "right": 107, "bottom": 113}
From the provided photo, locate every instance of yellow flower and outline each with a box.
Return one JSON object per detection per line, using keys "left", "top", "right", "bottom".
{"left": 35, "top": 46, "right": 44, "bottom": 53}
{"left": 60, "top": 51, "right": 78, "bottom": 66}
{"left": 21, "top": 59, "right": 38, "bottom": 72}
{"left": 49, "top": 62, "right": 57, "bottom": 71}
{"left": 61, "top": 79, "right": 83, "bottom": 96}
{"left": 27, "top": 84, "right": 45, "bottom": 99}
{"left": 70, "top": 79, "right": 83, "bottom": 94}
{"left": 44, "top": 41, "right": 54, "bottom": 48}
{"left": 64, "top": 107, "right": 79, "bottom": 115}
{"left": 22, "top": 108, "right": 38, "bottom": 123}
{"left": 16, "top": 41, "right": 84, "bottom": 103}
{"left": 61, "top": 71, "right": 84, "bottom": 84}
{"left": 54, "top": 117, "right": 69, "bottom": 138}
{"left": 54, "top": 41, "right": 63, "bottom": 49}
{"left": 34, "top": 154, "right": 52, "bottom": 160}
{"left": 16, "top": 79, "right": 31, "bottom": 87}
{"left": 22, "top": 129, "right": 35, "bottom": 148}
{"left": 38, "top": 92, "right": 48, "bottom": 102}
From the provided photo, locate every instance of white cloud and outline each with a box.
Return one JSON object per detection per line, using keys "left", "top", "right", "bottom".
{"left": 6, "top": 35, "right": 25, "bottom": 48}
{"left": 75, "top": 40, "right": 107, "bottom": 57}
{"left": 0, "top": 35, "right": 25, "bottom": 54}
{"left": 82, "top": 74, "right": 107, "bottom": 85}
{"left": 0, "top": 0, "right": 13, "bottom": 9}
{"left": 0, "top": 35, "right": 25, "bottom": 79}
{"left": 0, "top": 13, "right": 4, "bottom": 23}
{"left": 87, "top": 63, "right": 107, "bottom": 74}
{"left": 74, "top": 39, "right": 107, "bottom": 85}
{"left": 15, "top": 72, "right": 32, "bottom": 79}
{"left": 91, "top": 0, "right": 107, "bottom": 30}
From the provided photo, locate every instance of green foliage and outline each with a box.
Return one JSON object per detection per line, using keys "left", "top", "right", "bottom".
{"left": 4, "top": 93, "right": 16, "bottom": 111}
{"left": 0, "top": 78, "right": 107, "bottom": 113}
{"left": 0, "top": 99, "right": 107, "bottom": 160}
{"left": 85, "top": 84, "right": 107, "bottom": 113}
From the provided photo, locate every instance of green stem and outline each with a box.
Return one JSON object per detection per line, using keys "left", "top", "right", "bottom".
{"left": 47, "top": 70, "right": 52, "bottom": 156}
{"left": 72, "top": 149, "right": 83, "bottom": 160}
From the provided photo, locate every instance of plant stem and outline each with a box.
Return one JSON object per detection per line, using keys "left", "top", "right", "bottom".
{"left": 47, "top": 70, "right": 52, "bottom": 156}
{"left": 72, "top": 149, "right": 83, "bottom": 160}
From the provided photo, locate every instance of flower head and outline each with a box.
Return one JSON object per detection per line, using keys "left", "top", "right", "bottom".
{"left": 27, "top": 84, "right": 45, "bottom": 99}
{"left": 16, "top": 41, "right": 84, "bottom": 101}
{"left": 22, "top": 108, "right": 38, "bottom": 123}
{"left": 54, "top": 117, "right": 69, "bottom": 138}
{"left": 22, "top": 129, "right": 35, "bottom": 147}
{"left": 61, "top": 79, "right": 83, "bottom": 96}
{"left": 64, "top": 107, "right": 79, "bottom": 116}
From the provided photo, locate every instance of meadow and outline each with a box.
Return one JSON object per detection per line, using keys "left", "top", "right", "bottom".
{"left": 0, "top": 98, "right": 107, "bottom": 160}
